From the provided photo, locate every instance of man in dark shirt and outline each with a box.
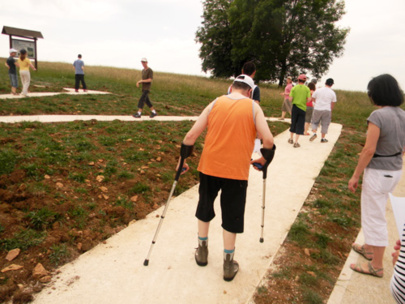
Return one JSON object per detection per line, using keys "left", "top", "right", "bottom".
{"left": 133, "top": 58, "right": 157, "bottom": 118}
{"left": 5, "top": 48, "right": 18, "bottom": 95}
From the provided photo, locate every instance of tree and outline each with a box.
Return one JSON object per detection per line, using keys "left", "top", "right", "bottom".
{"left": 196, "top": 0, "right": 349, "bottom": 85}
{"left": 195, "top": 0, "right": 236, "bottom": 77}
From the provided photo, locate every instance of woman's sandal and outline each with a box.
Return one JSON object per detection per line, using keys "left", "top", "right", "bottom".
{"left": 352, "top": 243, "right": 373, "bottom": 260}
{"left": 350, "top": 261, "right": 383, "bottom": 278}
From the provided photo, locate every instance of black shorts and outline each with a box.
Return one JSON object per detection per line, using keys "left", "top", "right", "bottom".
{"left": 195, "top": 172, "right": 248, "bottom": 233}
{"left": 289, "top": 104, "right": 306, "bottom": 135}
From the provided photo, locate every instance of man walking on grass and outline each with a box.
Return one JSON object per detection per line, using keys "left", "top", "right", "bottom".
{"left": 178, "top": 74, "right": 275, "bottom": 281}
{"left": 133, "top": 58, "right": 157, "bottom": 118}
{"left": 309, "top": 78, "right": 337, "bottom": 143}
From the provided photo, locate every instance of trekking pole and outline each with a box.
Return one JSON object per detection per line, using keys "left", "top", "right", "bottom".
{"left": 253, "top": 145, "right": 276, "bottom": 243}
{"left": 143, "top": 143, "right": 193, "bottom": 266}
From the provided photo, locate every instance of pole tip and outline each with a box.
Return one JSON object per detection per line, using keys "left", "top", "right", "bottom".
{"left": 143, "top": 259, "right": 149, "bottom": 266}
{"left": 260, "top": 238, "right": 264, "bottom": 243}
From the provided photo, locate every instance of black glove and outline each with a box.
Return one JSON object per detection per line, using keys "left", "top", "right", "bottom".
{"left": 260, "top": 144, "right": 276, "bottom": 165}
{"left": 180, "top": 143, "right": 194, "bottom": 159}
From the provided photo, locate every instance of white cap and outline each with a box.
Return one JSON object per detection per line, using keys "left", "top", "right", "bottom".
{"left": 141, "top": 57, "right": 148, "bottom": 62}
{"left": 233, "top": 74, "right": 255, "bottom": 89}
{"left": 9, "top": 48, "right": 17, "bottom": 54}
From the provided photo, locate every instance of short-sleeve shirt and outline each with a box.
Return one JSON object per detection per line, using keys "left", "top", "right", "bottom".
{"left": 289, "top": 84, "right": 311, "bottom": 111}
{"left": 73, "top": 59, "right": 85, "bottom": 75}
{"left": 312, "top": 87, "right": 337, "bottom": 111}
{"left": 284, "top": 83, "right": 293, "bottom": 98}
{"left": 17, "top": 58, "right": 31, "bottom": 71}
{"left": 7, "top": 56, "right": 16, "bottom": 74}
{"left": 367, "top": 106, "right": 405, "bottom": 171}
{"left": 142, "top": 67, "right": 153, "bottom": 91}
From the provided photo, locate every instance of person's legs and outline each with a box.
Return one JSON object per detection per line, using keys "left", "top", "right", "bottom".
{"left": 195, "top": 173, "right": 221, "bottom": 266}
{"left": 293, "top": 107, "right": 305, "bottom": 147}
{"left": 9, "top": 73, "right": 18, "bottom": 94}
{"left": 144, "top": 93, "right": 157, "bottom": 117}
{"left": 75, "top": 74, "right": 80, "bottom": 91}
{"left": 220, "top": 178, "right": 247, "bottom": 281}
{"left": 351, "top": 168, "right": 402, "bottom": 275}
{"left": 133, "top": 90, "right": 149, "bottom": 117}
{"left": 289, "top": 105, "right": 299, "bottom": 144}
{"left": 80, "top": 75, "right": 87, "bottom": 90}
{"left": 320, "top": 111, "right": 331, "bottom": 141}
{"left": 20, "top": 71, "right": 30, "bottom": 96}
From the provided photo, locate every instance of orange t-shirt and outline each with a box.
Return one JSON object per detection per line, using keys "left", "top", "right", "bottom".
{"left": 197, "top": 95, "right": 256, "bottom": 180}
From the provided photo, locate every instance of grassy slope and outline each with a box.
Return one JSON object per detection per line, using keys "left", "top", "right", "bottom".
{"left": 0, "top": 59, "right": 381, "bottom": 303}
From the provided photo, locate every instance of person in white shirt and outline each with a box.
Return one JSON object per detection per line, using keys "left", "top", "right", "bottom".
{"left": 309, "top": 78, "right": 337, "bottom": 143}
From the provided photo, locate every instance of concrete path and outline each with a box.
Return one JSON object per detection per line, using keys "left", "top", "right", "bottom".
{"left": 18, "top": 115, "right": 340, "bottom": 304}
{"left": 0, "top": 88, "right": 110, "bottom": 100}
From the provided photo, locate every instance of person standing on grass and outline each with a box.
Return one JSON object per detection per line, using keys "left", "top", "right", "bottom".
{"left": 5, "top": 48, "right": 19, "bottom": 95}
{"left": 133, "top": 58, "right": 157, "bottom": 118}
{"left": 288, "top": 74, "right": 311, "bottom": 148}
{"left": 279, "top": 76, "right": 293, "bottom": 120}
{"left": 73, "top": 54, "right": 87, "bottom": 92}
{"left": 15, "top": 49, "right": 36, "bottom": 97}
{"left": 309, "top": 78, "right": 337, "bottom": 143}
{"left": 178, "top": 74, "right": 275, "bottom": 282}
{"left": 348, "top": 74, "right": 405, "bottom": 279}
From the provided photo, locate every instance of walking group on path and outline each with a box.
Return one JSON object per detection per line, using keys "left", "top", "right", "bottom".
{"left": 3, "top": 51, "right": 405, "bottom": 303}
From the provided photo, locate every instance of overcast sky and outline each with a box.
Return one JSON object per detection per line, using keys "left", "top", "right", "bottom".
{"left": 1, "top": 0, "right": 405, "bottom": 92}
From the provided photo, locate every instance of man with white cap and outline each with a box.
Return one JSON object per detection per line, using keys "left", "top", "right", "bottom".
{"left": 133, "top": 58, "right": 157, "bottom": 118}
{"left": 5, "top": 48, "right": 18, "bottom": 95}
{"left": 178, "top": 74, "right": 275, "bottom": 281}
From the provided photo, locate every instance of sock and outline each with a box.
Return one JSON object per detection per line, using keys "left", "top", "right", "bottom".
{"left": 137, "top": 112, "right": 141, "bottom": 115}
{"left": 224, "top": 248, "right": 235, "bottom": 254}
{"left": 152, "top": 110, "right": 156, "bottom": 114}
{"left": 198, "top": 236, "right": 208, "bottom": 246}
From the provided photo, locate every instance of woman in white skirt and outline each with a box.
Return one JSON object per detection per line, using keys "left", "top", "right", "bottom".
{"left": 15, "top": 49, "right": 36, "bottom": 96}
{"left": 348, "top": 74, "right": 405, "bottom": 278}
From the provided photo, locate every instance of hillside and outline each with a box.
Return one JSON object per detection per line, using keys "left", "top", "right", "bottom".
{"left": 0, "top": 60, "right": 374, "bottom": 303}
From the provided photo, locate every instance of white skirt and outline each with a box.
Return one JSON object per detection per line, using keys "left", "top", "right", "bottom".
{"left": 361, "top": 167, "right": 402, "bottom": 247}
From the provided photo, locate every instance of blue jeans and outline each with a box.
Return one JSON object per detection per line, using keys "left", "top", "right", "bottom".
{"left": 9, "top": 73, "right": 18, "bottom": 88}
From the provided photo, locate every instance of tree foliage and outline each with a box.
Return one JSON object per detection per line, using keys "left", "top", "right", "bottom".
{"left": 196, "top": 0, "right": 350, "bottom": 85}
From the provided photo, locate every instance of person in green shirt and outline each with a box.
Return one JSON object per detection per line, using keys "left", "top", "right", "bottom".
{"left": 288, "top": 74, "right": 311, "bottom": 148}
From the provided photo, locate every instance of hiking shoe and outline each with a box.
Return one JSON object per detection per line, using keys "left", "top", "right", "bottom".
{"left": 309, "top": 134, "right": 317, "bottom": 141}
{"left": 133, "top": 113, "right": 141, "bottom": 118}
{"left": 149, "top": 112, "right": 157, "bottom": 118}
{"left": 293, "top": 142, "right": 300, "bottom": 148}
{"left": 195, "top": 240, "right": 208, "bottom": 266}
{"left": 321, "top": 138, "right": 328, "bottom": 143}
{"left": 288, "top": 138, "right": 293, "bottom": 144}
{"left": 223, "top": 252, "right": 239, "bottom": 281}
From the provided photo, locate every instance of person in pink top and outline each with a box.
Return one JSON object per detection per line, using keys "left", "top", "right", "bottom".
{"left": 279, "top": 76, "right": 293, "bottom": 120}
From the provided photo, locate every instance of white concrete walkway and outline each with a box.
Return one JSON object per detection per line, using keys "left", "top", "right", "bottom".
{"left": 0, "top": 88, "right": 110, "bottom": 100}
{"left": 18, "top": 116, "right": 340, "bottom": 304}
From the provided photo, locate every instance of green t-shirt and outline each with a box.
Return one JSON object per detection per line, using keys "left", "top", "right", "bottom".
{"left": 289, "top": 84, "right": 310, "bottom": 111}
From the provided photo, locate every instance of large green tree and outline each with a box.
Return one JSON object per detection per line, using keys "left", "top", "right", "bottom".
{"left": 196, "top": 0, "right": 349, "bottom": 85}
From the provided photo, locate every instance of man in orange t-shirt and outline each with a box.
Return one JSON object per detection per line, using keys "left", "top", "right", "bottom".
{"left": 178, "top": 75, "right": 275, "bottom": 281}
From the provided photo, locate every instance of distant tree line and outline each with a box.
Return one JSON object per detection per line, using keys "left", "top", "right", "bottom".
{"left": 195, "top": 0, "right": 350, "bottom": 86}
